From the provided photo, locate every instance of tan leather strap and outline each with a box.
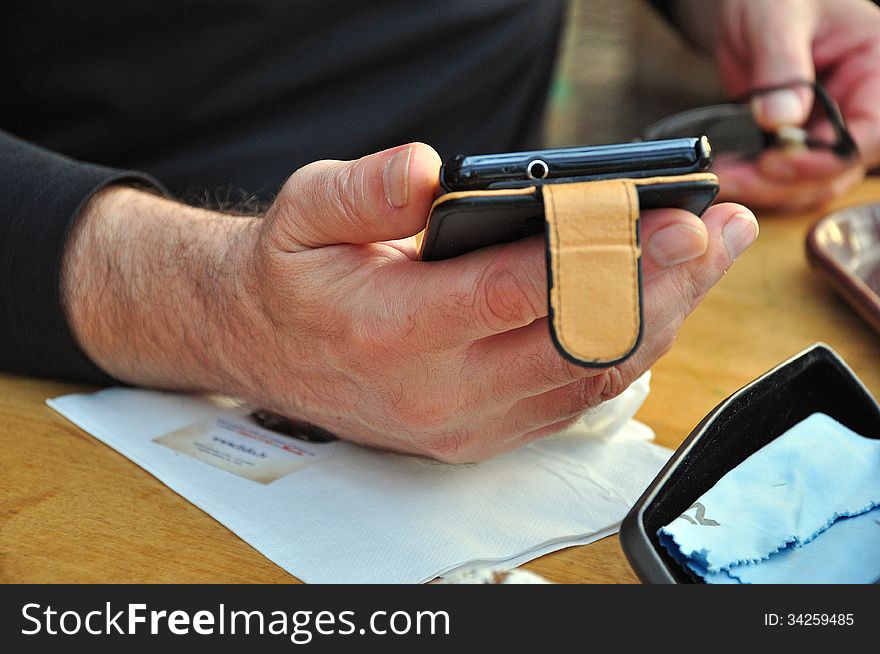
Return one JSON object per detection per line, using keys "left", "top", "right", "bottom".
{"left": 542, "top": 179, "right": 642, "bottom": 365}
{"left": 631, "top": 172, "right": 718, "bottom": 186}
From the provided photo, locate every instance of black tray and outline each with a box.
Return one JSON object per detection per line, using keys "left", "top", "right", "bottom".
{"left": 620, "top": 342, "right": 880, "bottom": 583}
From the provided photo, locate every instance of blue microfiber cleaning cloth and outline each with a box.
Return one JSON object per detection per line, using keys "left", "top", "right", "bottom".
{"left": 658, "top": 412, "right": 880, "bottom": 584}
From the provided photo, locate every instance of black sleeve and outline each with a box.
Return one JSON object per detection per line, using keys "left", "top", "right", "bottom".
{"left": 0, "top": 130, "right": 164, "bottom": 384}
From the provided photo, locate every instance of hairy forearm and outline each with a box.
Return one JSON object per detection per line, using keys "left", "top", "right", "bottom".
{"left": 61, "top": 185, "right": 260, "bottom": 393}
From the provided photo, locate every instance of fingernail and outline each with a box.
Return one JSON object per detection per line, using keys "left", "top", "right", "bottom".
{"left": 722, "top": 212, "right": 759, "bottom": 260}
{"left": 645, "top": 223, "right": 708, "bottom": 268}
{"left": 383, "top": 145, "right": 412, "bottom": 208}
{"left": 751, "top": 89, "right": 805, "bottom": 127}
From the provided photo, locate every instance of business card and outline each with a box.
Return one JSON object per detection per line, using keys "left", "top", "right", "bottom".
{"left": 154, "top": 413, "right": 336, "bottom": 484}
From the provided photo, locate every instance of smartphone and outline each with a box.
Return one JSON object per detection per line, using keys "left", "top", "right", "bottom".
{"left": 439, "top": 136, "right": 713, "bottom": 191}
{"left": 419, "top": 137, "right": 719, "bottom": 261}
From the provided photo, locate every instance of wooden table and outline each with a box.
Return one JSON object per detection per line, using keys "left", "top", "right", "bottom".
{"left": 3, "top": 180, "right": 880, "bottom": 584}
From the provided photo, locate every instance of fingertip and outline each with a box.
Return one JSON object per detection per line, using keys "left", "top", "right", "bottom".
{"left": 278, "top": 143, "right": 444, "bottom": 248}
{"left": 706, "top": 203, "right": 758, "bottom": 260}
{"left": 750, "top": 87, "right": 811, "bottom": 130}
{"left": 370, "top": 142, "right": 442, "bottom": 239}
{"left": 405, "top": 141, "right": 443, "bottom": 204}
{"left": 705, "top": 201, "right": 755, "bottom": 219}
{"left": 703, "top": 201, "right": 757, "bottom": 228}
{"left": 408, "top": 141, "right": 443, "bottom": 174}
{"left": 381, "top": 142, "right": 441, "bottom": 205}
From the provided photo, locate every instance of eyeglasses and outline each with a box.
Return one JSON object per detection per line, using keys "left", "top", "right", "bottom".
{"left": 642, "top": 80, "right": 858, "bottom": 162}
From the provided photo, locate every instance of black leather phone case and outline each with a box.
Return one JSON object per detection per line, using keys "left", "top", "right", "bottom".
{"left": 419, "top": 175, "right": 719, "bottom": 261}
{"left": 417, "top": 173, "right": 719, "bottom": 366}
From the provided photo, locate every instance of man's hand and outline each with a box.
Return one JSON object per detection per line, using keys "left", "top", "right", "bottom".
{"left": 63, "top": 143, "right": 757, "bottom": 463}
{"left": 672, "top": 0, "right": 880, "bottom": 210}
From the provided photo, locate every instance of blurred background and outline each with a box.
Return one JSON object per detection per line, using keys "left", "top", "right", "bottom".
{"left": 545, "top": 0, "right": 724, "bottom": 147}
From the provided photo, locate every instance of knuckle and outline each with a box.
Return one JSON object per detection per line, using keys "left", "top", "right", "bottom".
{"left": 473, "top": 257, "right": 543, "bottom": 332}
{"left": 288, "top": 159, "right": 372, "bottom": 238}
{"left": 582, "top": 366, "right": 629, "bottom": 405}
{"left": 329, "top": 164, "right": 370, "bottom": 232}
{"left": 289, "top": 161, "right": 332, "bottom": 211}
{"left": 564, "top": 376, "right": 604, "bottom": 415}
{"left": 597, "top": 366, "right": 628, "bottom": 402}
{"left": 670, "top": 267, "right": 708, "bottom": 316}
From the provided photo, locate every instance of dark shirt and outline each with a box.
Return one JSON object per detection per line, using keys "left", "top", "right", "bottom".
{"left": 0, "top": 1, "right": 566, "bottom": 383}
{"left": 2, "top": 1, "right": 565, "bottom": 198}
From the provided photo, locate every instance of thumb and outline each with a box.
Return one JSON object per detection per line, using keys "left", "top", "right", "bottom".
{"left": 272, "top": 142, "right": 441, "bottom": 249}
{"left": 739, "top": 2, "right": 817, "bottom": 130}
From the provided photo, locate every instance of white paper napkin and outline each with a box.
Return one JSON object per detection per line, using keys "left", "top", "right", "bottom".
{"left": 47, "top": 373, "right": 669, "bottom": 583}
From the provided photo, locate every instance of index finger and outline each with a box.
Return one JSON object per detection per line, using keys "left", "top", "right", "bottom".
{"left": 402, "top": 234, "right": 549, "bottom": 350}
{"left": 714, "top": 158, "right": 865, "bottom": 210}
{"left": 757, "top": 148, "right": 852, "bottom": 182}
